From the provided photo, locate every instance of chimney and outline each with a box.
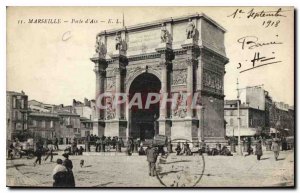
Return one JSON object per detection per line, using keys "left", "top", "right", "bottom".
{"left": 84, "top": 98, "right": 88, "bottom": 106}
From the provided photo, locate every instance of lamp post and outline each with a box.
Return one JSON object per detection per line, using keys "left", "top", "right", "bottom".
{"left": 236, "top": 78, "right": 264, "bottom": 156}
{"left": 236, "top": 78, "right": 242, "bottom": 155}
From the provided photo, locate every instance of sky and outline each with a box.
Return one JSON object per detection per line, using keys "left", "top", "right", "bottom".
{"left": 7, "top": 6, "right": 294, "bottom": 106}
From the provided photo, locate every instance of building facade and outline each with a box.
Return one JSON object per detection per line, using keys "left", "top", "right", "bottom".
{"left": 27, "top": 112, "right": 60, "bottom": 140}
{"left": 73, "top": 98, "right": 94, "bottom": 138}
{"left": 6, "top": 91, "right": 29, "bottom": 141}
{"left": 224, "top": 100, "right": 265, "bottom": 137}
{"left": 91, "top": 13, "right": 228, "bottom": 143}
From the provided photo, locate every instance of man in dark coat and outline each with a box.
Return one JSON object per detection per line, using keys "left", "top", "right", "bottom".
{"left": 255, "top": 140, "right": 263, "bottom": 160}
{"left": 34, "top": 147, "right": 43, "bottom": 166}
{"left": 146, "top": 144, "right": 158, "bottom": 177}
{"left": 54, "top": 137, "right": 59, "bottom": 150}
{"left": 101, "top": 136, "right": 106, "bottom": 152}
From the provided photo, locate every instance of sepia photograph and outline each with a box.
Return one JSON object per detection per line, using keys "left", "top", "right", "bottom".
{"left": 5, "top": 6, "right": 295, "bottom": 188}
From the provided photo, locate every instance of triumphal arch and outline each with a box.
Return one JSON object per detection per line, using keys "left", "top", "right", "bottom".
{"left": 90, "top": 13, "right": 229, "bottom": 143}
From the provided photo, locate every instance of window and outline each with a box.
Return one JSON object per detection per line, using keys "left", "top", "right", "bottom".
{"left": 230, "top": 118, "right": 234, "bottom": 126}
{"left": 12, "top": 97, "right": 16, "bottom": 108}
{"left": 42, "top": 120, "right": 46, "bottom": 128}
{"left": 21, "top": 99, "right": 24, "bottom": 109}
{"left": 50, "top": 121, "right": 53, "bottom": 128}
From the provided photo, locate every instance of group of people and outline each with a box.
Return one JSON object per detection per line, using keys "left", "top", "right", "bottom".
{"left": 64, "top": 144, "right": 84, "bottom": 156}
{"left": 85, "top": 134, "right": 125, "bottom": 152}
{"left": 254, "top": 139, "right": 281, "bottom": 161}
{"left": 174, "top": 141, "right": 233, "bottom": 156}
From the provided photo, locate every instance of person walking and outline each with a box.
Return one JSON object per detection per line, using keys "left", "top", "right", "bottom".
{"left": 255, "top": 140, "right": 263, "bottom": 160}
{"left": 53, "top": 159, "right": 68, "bottom": 187}
{"left": 54, "top": 137, "right": 59, "bottom": 150}
{"left": 272, "top": 139, "right": 280, "bottom": 161}
{"left": 146, "top": 143, "right": 158, "bottom": 177}
{"left": 34, "top": 146, "right": 43, "bottom": 166}
{"left": 45, "top": 145, "right": 54, "bottom": 162}
{"left": 62, "top": 153, "right": 75, "bottom": 187}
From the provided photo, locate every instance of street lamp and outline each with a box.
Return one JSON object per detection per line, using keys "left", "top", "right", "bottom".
{"left": 236, "top": 78, "right": 264, "bottom": 156}
{"left": 236, "top": 78, "right": 243, "bottom": 155}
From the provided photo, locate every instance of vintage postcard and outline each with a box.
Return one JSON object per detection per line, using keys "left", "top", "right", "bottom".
{"left": 6, "top": 6, "right": 294, "bottom": 187}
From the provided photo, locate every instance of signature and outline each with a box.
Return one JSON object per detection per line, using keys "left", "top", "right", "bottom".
{"left": 62, "top": 30, "right": 72, "bottom": 41}
{"left": 237, "top": 36, "right": 283, "bottom": 50}
{"left": 237, "top": 52, "right": 282, "bottom": 73}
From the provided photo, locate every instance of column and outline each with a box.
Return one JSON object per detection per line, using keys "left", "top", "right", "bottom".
{"left": 115, "top": 68, "right": 121, "bottom": 119}
{"left": 186, "top": 58, "right": 194, "bottom": 118}
{"left": 94, "top": 64, "right": 106, "bottom": 120}
{"left": 160, "top": 63, "right": 167, "bottom": 119}
{"left": 94, "top": 66, "right": 101, "bottom": 120}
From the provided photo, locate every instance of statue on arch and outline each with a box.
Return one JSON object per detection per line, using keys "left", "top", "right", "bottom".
{"left": 186, "top": 18, "right": 196, "bottom": 40}
{"left": 115, "top": 32, "right": 122, "bottom": 51}
{"left": 160, "top": 23, "right": 172, "bottom": 43}
{"left": 95, "top": 34, "right": 107, "bottom": 58}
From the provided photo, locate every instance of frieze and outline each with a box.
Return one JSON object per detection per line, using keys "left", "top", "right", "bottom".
{"left": 106, "top": 77, "right": 116, "bottom": 91}
{"left": 106, "top": 68, "right": 117, "bottom": 77}
{"left": 203, "top": 70, "right": 223, "bottom": 93}
{"left": 172, "top": 69, "right": 187, "bottom": 85}
{"left": 172, "top": 93, "right": 187, "bottom": 118}
{"left": 105, "top": 97, "right": 116, "bottom": 120}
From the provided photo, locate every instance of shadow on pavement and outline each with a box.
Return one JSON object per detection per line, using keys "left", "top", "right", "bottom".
{"left": 260, "top": 157, "right": 269, "bottom": 160}
{"left": 162, "top": 160, "right": 192, "bottom": 164}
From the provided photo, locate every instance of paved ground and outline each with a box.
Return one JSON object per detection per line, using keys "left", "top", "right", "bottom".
{"left": 6, "top": 149, "right": 294, "bottom": 187}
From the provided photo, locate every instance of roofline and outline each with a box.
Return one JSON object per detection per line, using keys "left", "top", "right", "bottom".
{"left": 98, "top": 13, "right": 226, "bottom": 36}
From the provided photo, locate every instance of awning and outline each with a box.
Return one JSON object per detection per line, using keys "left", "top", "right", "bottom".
{"left": 226, "top": 127, "right": 260, "bottom": 137}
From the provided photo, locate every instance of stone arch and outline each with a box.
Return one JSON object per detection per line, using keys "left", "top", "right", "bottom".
{"left": 126, "top": 67, "right": 161, "bottom": 94}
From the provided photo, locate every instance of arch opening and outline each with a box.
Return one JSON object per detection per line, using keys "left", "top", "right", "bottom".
{"left": 128, "top": 72, "right": 161, "bottom": 140}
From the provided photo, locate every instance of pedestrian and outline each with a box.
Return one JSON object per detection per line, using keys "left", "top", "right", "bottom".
{"left": 78, "top": 146, "right": 84, "bottom": 155}
{"left": 85, "top": 135, "right": 90, "bottom": 152}
{"left": 119, "top": 137, "right": 124, "bottom": 147}
{"left": 62, "top": 153, "right": 73, "bottom": 170}
{"left": 255, "top": 140, "right": 263, "bottom": 160}
{"left": 175, "top": 143, "right": 182, "bottom": 155}
{"left": 62, "top": 153, "right": 75, "bottom": 187}
{"left": 167, "top": 139, "right": 173, "bottom": 153}
{"left": 54, "top": 137, "right": 59, "bottom": 150}
{"left": 53, "top": 159, "right": 68, "bottom": 187}
{"left": 146, "top": 143, "right": 158, "bottom": 177}
{"left": 127, "top": 139, "right": 132, "bottom": 156}
{"left": 272, "top": 139, "right": 280, "bottom": 161}
{"left": 116, "top": 137, "right": 120, "bottom": 152}
{"left": 112, "top": 137, "right": 117, "bottom": 149}
{"left": 138, "top": 146, "right": 146, "bottom": 155}
{"left": 34, "top": 146, "right": 43, "bottom": 166}
{"left": 107, "top": 137, "right": 112, "bottom": 152}
{"left": 8, "top": 143, "right": 14, "bottom": 160}
{"left": 44, "top": 145, "right": 54, "bottom": 162}
{"left": 101, "top": 136, "right": 106, "bottom": 152}
{"left": 247, "top": 137, "right": 252, "bottom": 155}
{"left": 96, "top": 138, "right": 101, "bottom": 152}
